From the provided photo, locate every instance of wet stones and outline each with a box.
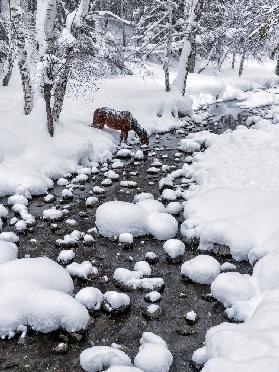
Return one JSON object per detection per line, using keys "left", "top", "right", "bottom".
{"left": 142, "top": 304, "right": 161, "bottom": 320}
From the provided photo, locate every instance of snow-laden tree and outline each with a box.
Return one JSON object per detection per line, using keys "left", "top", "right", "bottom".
{"left": 172, "top": 0, "right": 204, "bottom": 96}
{"left": 2, "top": 0, "right": 33, "bottom": 114}
{"left": 35, "top": 0, "right": 90, "bottom": 136}
{"left": 133, "top": 0, "right": 182, "bottom": 92}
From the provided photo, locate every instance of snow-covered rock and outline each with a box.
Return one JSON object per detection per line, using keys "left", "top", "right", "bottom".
{"left": 102, "top": 291, "right": 130, "bottom": 313}
{"left": 147, "top": 213, "right": 178, "bottom": 240}
{"left": 163, "top": 239, "right": 185, "bottom": 261}
{"left": 134, "top": 332, "right": 173, "bottom": 372}
{"left": 96, "top": 201, "right": 148, "bottom": 238}
{"left": 66, "top": 261, "right": 98, "bottom": 279}
{"left": 80, "top": 346, "right": 131, "bottom": 372}
{"left": 134, "top": 261, "right": 151, "bottom": 276}
{"left": 57, "top": 249, "right": 75, "bottom": 263}
{"left": 75, "top": 287, "right": 103, "bottom": 310}
{"left": 119, "top": 233, "right": 134, "bottom": 244}
{"left": 43, "top": 208, "right": 63, "bottom": 221}
{"left": 181, "top": 255, "right": 220, "bottom": 285}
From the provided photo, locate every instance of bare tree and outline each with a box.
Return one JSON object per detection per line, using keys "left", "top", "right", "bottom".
{"left": 172, "top": 0, "right": 204, "bottom": 96}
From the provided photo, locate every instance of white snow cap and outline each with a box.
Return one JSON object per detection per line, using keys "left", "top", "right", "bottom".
{"left": 163, "top": 239, "right": 185, "bottom": 259}
{"left": 80, "top": 346, "right": 131, "bottom": 372}
{"left": 181, "top": 255, "right": 220, "bottom": 285}
{"left": 134, "top": 332, "right": 173, "bottom": 372}
{"left": 75, "top": 287, "right": 103, "bottom": 310}
{"left": 0, "top": 257, "right": 89, "bottom": 338}
{"left": 147, "top": 213, "right": 178, "bottom": 240}
{"left": 119, "top": 233, "right": 134, "bottom": 244}
{"left": 96, "top": 201, "right": 148, "bottom": 237}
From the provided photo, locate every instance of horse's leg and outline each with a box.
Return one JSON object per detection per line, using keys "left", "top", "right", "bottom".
{"left": 123, "top": 130, "right": 129, "bottom": 143}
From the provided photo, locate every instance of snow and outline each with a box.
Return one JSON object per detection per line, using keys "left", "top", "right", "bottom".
{"left": 57, "top": 249, "right": 75, "bottom": 263}
{"left": 134, "top": 261, "right": 151, "bottom": 276}
{"left": 0, "top": 60, "right": 277, "bottom": 198}
{"left": 181, "top": 255, "right": 220, "bottom": 285}
{"left": 136, "top": 199, "right": 165, "bottom": 214}
{"left": 80, "top": 346, "right": 131, "bottom": 372}
{"left": 0, "top": 241, "right": 18, "bottom": 264}
{"left": 8, "top": 194, "right": 29, "bottom": 206}
{"left": 147, "top": 213, "right": 178, "bottom": 240}
{"left": 119, "top": 233, "right": 134, "bottom": 244}
{"left": 183, "top": 105, "right": 279, "bottom": 370}
{"left": 43, "top": 208, "right": 63, "bottom": 221}
{"left": 134, "top": 332, "right": 173, "bottom": 372}
{"left": 145, "top": 291, "right": 161, "bottom": 303}
{"left": 0, "top": 257, "right": 90, "bottom": 337}
{"left": 0, "top": 84, "right": 116, "bottom": 197}
{"left": 163, "top": 239, "right": 185, "bottom": 259}
{"left": 103, "top": 291, "right": 130, "bottom": 312}
{"left": 161, "top": 189, "right": 177, "bottom": 201}
{"left": 106, "top": 367, "right": 143, "bottom": 372}
{"left": 75, "top": 287, "right": 103, "bottom": 310}
{"left": 134, "top": 193, "right": 154, "bottom": 203}
{"left": 113, "top": 268, "right": 164, "bottom": 291}
{"left": 86, "top": 196, "right": 99, "bottom": 207}
{"left": 66, "top": 261, "right": 98, "bottom": 279}
{"left": 185, "top": 310, "right": 197, "bottom": 322}
{"left": 96, "top": 201, "right": 148, "bottom": 237}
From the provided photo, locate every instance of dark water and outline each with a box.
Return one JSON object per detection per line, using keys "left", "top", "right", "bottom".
{"left": 0, "top": 107, "right": 254, "bottom": 372}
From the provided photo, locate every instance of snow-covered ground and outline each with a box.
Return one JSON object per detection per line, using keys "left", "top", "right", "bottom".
{"left": 0, "top": 59, "right": 277, "bottom": 197}
{"left": 177, "top": 99, "right": 279, "bottom": 370}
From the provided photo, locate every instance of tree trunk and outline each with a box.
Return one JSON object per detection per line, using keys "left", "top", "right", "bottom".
{"left": 164, "top": 64, "right": 170, "bottom": 92}
{"left": 44, "top": 82, "right": 54, "bottom": 137}
{"left": 10, "top": 0, "right": 33, "bottom": 115}
{"left": 232, "top": 52, "right": 236, "bottom": 69}
{"left": 52, "top": 46, "right": 74, "bottom": 122}
{"left": 2, "top": 39, "right": 15, "bottom": 86}
{"left": 172, "top": 0, "right": 204, "bottom": 96}
{"left": 188, "top": 39, "right": 196, "bottom": 73}
{"left": 238, "top": 51, "right": 245, "bottom": 76}
{"left": 275, "top": 57, "right": 279, "bottom": 76}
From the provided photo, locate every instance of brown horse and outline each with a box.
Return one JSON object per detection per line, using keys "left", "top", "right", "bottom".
{"left": 92, "top": 107, "right": 149, "bottom": 145}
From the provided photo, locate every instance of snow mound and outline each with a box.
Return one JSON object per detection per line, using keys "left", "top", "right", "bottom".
{"left": 96, "top": 201, "right": 148, "bottom": 237}
{"left": 147, "top": 213, "right": 178, "bottom": 240}
{"left": 181, "top": 255, "right": 220, "bottom": 285}
{"left": 0, "top": 257, "right": 89, "bottom": 338}
{"left": 80, "top": 346, "right": 131, "bottom": 372}
{"left": 75, "top": 287, "right": 103, "bottom": 310}
{"left": 0, "top": 241, "right": 18, "bottom": 264}
{"left": 134, "top": 332, "right": 173, "bottom": 372}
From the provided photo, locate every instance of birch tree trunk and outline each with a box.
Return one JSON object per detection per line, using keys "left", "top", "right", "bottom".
{"left": 163, "top": 0, "right": 172, "bottom": 92}
{"left": 10, "top": 0, "right": 33, "bottom": 114}
{"left": 2, "top": 36, "right": 15, "bottom": 86}
{"left": 52, "top": 0, "right": 90, "bottom": 122}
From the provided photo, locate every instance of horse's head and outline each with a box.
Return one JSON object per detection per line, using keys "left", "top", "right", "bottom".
{"left": 138, "top": 128, "right": 149, "bottom": 146}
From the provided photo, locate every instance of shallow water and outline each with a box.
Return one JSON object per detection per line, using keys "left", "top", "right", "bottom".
{"left": 0, "top": 108, "right": 254, "bottom": 371}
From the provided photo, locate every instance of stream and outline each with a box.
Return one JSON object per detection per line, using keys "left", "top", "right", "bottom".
{"left": 0, "top": 101, "right": 260, "bottom": 371}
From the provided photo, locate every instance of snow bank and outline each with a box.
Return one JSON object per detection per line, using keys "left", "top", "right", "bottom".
{"left": 183, "top": 104, "right": 279, "bottom": 370}
{"left": 183, "top": 121, "right": 279, "bottom": 261}
{"left": 0, "top": 256, "right": 89, "bottom": 337}
{"left": 92, "top": 60, "right": 278, "bottom": 134}
{"left": 0, "top": 77, "right": 116, "bottom": 197}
